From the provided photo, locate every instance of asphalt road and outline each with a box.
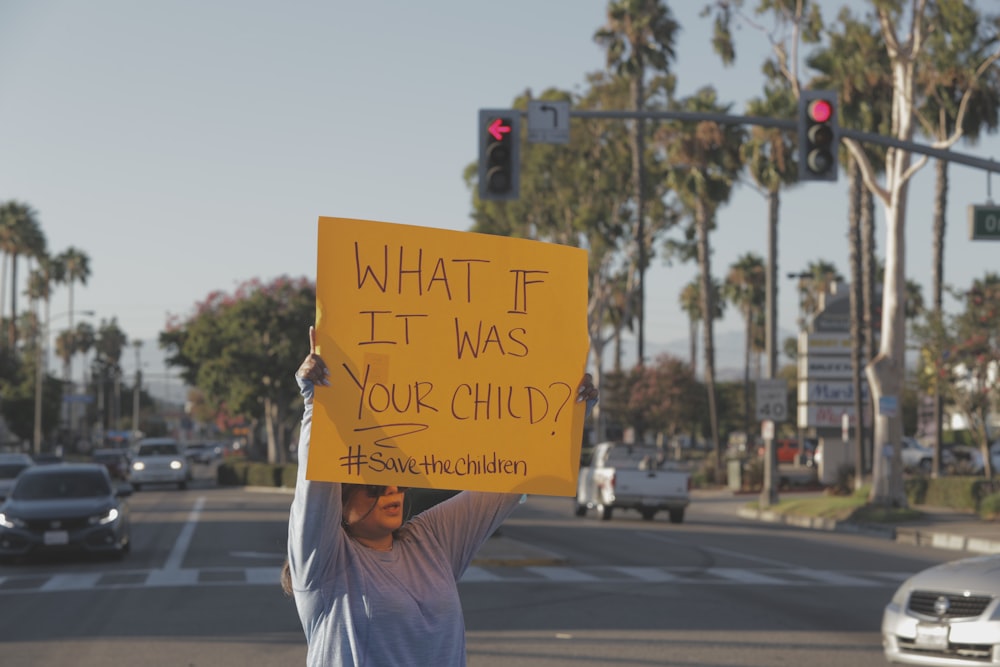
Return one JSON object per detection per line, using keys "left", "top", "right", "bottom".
{"left": 0, "top": 473, "right": 958, "bottom": 666}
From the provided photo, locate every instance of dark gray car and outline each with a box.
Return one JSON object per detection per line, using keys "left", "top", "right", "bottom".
{"left": 0, "top": 463, "right": 132, "bottom": 561}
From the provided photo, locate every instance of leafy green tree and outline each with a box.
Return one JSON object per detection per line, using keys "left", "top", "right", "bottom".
{"left": 160, "top": 276, "right": 315, "bottom": 464}
{"left": 915, "top": 0, "right": 1000, "bottom": 472}
{"left": 914, "top": 273, "right": 1000, "bottom": 479}
{"left": 624, "top": 353, "right": 699, "bottom": 442}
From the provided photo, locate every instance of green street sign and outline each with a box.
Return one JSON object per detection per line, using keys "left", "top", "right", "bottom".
{"left": 969, "top": 205, "right": 1000, "bottom": 240}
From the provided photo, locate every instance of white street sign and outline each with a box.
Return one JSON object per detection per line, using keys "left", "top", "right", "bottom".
{"left": 527, "top": 100, "right": 570, "bottom": 144}
{"left": 755, "top": 379, "right": 788, "bottom": 422}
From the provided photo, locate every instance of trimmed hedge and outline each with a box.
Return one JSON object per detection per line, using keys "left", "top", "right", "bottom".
{"left": 218, "top": 460, "right": 298, "bottom": 488}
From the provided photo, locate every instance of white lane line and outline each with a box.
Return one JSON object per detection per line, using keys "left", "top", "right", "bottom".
{"left": 710, "top": 568, "right": 790, "bottom": 585}
{"left": 40, "top": 573, "right": 102, "bottom": 591}
{"left": 163, "top": 495, "right": 206, "bottom": 571}
{"left": 525, "top": 566, "right": 600, "bottom": 582}
{"left": 611, "top": 566, "right": 678, "bottom": 582}
{"left": 146, "top": 568, "right": 199, "bottom": 587}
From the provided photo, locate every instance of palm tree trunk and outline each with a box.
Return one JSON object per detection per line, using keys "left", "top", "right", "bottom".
{"left": 861, "top": 185, "right": 876, "bottom": 473}
{"left": 8, "top": 253, "right": 18, "bottom": 346}
{"left": 631, "top": 77, "right": 646, "bottom": 365}
{"left": 765, "top": 189, "right": 779, "bottom": 378}
{"left": 930, "top": 158, "right": 947, "bottom": 477}
{"left": 743, "top": 305, "right": 752, "bottom": 439}
{"left": 848, "top": 159, "right": 866, "bottom": 490}
{"left": 696, "top": 197, "right": 721, "bottom": 472}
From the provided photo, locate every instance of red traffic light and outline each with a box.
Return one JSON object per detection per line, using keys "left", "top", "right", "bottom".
{"left": 487, "top": 118, "right": 511, "bottom": 141}
{"left": 808, "top": 99, "right": 833, "bottom": 123}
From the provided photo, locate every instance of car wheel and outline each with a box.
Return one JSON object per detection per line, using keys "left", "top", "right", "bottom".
{"left": 668, "top": 508, "right": 685, "bottom": 524}
{"left": 640, "top": 508, "right": 656, "bottom": 521}
{"left": 597, "top": 503, "right": 612, "bottom": 520}
{"left": 573, "top": 500, "right": 587, "bottom": 517}
{"left": 919, "top": 459, "right": 932, "bottom": 474}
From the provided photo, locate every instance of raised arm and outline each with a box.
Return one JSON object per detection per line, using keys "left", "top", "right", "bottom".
{"left": 287, "top": 326, "right": 345, "bottom": 592}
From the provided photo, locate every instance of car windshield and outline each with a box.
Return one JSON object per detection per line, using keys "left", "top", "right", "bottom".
{"left": 0, "top": 463, "right": 30, "bottom": 479}
{"left": 137, "top": 444, "right": 179, "bottom": 456}
{"left": 13, "top": 471, "right": 111, "bottom": 500}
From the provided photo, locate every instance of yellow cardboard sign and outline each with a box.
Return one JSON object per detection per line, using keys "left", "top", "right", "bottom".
{"left": 309, "top": 217, "right": 590, "bottom": 496}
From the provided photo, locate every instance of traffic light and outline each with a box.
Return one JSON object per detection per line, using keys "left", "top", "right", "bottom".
{"left": 798, "top": 90, "right": 839, "bottom": 182}
{"left": 478, "top": 109, "right": 520, "bottom": 201}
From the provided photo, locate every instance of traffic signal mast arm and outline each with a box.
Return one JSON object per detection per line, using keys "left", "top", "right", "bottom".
{"left": 540, "top": 108, "right": 1000, "bottom": 174}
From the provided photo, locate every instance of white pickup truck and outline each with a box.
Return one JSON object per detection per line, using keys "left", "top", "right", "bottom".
{"left": 575, "top": 442, "right": 690, "bottom": 523}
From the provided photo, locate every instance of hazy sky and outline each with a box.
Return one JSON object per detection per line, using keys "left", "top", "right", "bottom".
{"left": 2, "top": 0, "right": 999, "bottom": 386}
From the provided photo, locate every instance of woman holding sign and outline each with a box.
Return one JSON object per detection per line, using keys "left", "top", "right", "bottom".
{"left": 284, "top": 327, "right": 597, "bottom": 666}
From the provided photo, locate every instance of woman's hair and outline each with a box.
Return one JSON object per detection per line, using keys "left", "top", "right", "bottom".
{"left": 281, "top": 484, "right": 407, "bottom": 596}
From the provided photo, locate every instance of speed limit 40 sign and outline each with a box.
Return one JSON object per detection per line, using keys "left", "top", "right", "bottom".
{"left": 755, "top": 379, "right": 788, "bottom": 422}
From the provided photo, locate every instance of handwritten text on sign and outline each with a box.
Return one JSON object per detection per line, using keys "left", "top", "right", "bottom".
{"left": 308, "top": 217, "right": 589, "bottom": 496}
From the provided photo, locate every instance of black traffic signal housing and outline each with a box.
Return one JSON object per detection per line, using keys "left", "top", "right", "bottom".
{"left": 478, "top": 109, "right": 520, "bottom": 201}
{"left": 798, "top": 90, "right": 839, "bottom": 182}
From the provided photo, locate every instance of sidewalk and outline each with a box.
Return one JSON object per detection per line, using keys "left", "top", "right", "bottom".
{"left": 473, "top": 488, "right": 1000, "bottom": 566}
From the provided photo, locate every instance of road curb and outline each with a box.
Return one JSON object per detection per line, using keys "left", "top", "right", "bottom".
{"left": 737, "top": 507, "right": 1000, "bottom": 555}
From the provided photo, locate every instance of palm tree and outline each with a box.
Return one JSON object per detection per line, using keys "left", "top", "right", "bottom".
{"left": 810, "top": 9, "right": 892, "bottom": 485}
{"left": 0, "top": 201, "right": 46, "bottom": 347}
{"left": 657, "top": 87, "right": 745, "bottom": 472}
{"left": 594, "top": 0, "right": 679, "bottom": 365}
{"left": 58, "top": 246, "right": 91, "bottom": 402}
{"left": 742, "top": 85, "right": 798, "bottom": 380}
{"left": 795, "top": 260, "right": 843, "bottom": 326}
{"left": 59, "top": 247, "right": 91, "bottom": 335}
{"left": 724, "top": 253, "right": 766, "bottom": 439}
{"left": 679, "top": 280, "right": 700, "bottom": 374}
{"left": 915, "top": 0, "right": 1000, "bottom": 476}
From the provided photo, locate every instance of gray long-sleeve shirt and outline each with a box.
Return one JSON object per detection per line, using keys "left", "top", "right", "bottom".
{"left": 287, "top": 376, "right": 522, "bottom": 666}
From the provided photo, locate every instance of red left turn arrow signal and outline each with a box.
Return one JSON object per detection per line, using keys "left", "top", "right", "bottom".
{"left": 488, "top": 118, "right": 511, "bottom": 141}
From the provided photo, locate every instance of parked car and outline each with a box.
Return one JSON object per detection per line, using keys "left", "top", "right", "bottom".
{"left": 0, "top": 453, "right": 34, "bottom": 500}
{"left": 757, "top": 438, "right": 808, "bottom": 465}
{"left": 184, "top": 442, "right": 222, "bottom": 465}
{"left": 882, "top": 552, "right": 1000, "bottom": 665}
{"left": 129, "top": 438, "right": 190, "bottom": 490}
{"left": 900, "top": 437, "right": 933, "bottom": 473}
{"left": 0, "top": 463, "right": 132, "bottom": 560}
{"left": 575, "top": 442, "right": 690, "bottom": 523}
{"left": 992, "top": 441, "right": 1000, "bottom": 473}
{"left": 91, "top": 449, "right": 129, "bottom": 480}
{"left": 944, "top": 445, "right": 984, "bottom": 475}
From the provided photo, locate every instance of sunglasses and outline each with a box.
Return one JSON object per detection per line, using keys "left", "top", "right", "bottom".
{"left": 363, "top": 485, "right": 409, "bottom": 497}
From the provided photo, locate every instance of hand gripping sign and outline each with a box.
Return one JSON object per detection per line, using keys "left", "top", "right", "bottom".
{"left": 309, "top": 217, "right": 590, "bottom": 496}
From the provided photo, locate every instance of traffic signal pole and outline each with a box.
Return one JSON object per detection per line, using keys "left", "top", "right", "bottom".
{"left": 479, "top": 101, "right": 1000, "bottom": 505}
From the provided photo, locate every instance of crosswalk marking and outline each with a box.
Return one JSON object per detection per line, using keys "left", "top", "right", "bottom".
{"left": 610, "top": 566, "right": 678, "bottom": 582}
{"left": 0, "top": 565, "right": 908, "bottom": 595}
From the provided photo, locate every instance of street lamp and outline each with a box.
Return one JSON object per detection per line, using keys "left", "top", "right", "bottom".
{"left": 33, "top": 309, "right": 95, "bottom": 456}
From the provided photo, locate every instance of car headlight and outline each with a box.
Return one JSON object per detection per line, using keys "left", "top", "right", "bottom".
{"left": 0, "top": 512, "right": 26, "bottom": 529}
{"left": 132, "top": 461, "right": 145, "bottom": 471}
{"left": 170, "top": 460, "right": 184, "bottom": 470}
{"left": 89, "top": 508, "right": 120, "bottom": 526}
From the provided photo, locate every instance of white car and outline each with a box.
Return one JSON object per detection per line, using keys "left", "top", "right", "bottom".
{"left": 882, "top": 553, "right": 1000, "bottom": 665}
{"left": 900, "top": 437, "right": 934, "bottom": 473}
{"left": 129, "top": 438, "right": 190, "bottom": 490}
